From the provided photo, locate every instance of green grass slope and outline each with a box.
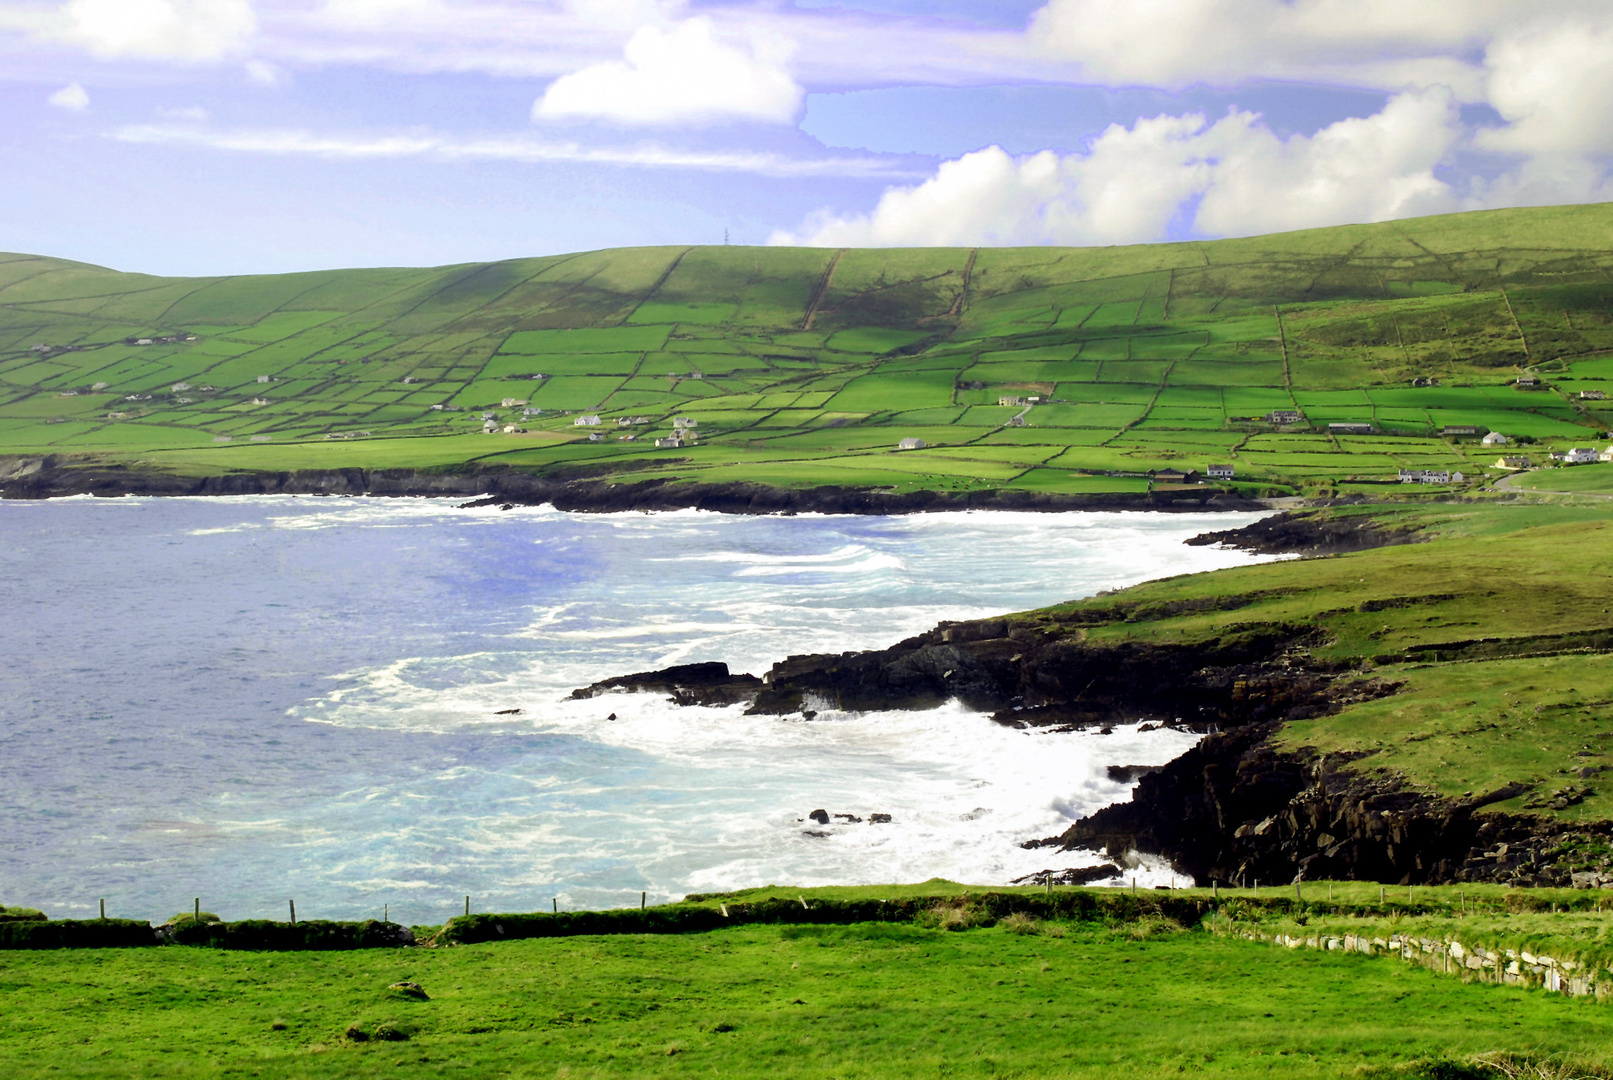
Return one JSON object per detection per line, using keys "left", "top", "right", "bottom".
{"left": 6, "top": 914, "right": 1613, "bottom": 1078}
{"left": 5, "top": 203, "right": 1613, "bottom": 493}
{"left": 1013, "top": 502, "right": 1613, "bottom": 825}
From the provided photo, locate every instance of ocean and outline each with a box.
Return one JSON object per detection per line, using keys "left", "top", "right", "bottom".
{"left": 0, "top": 496, "right": 1274, "bottom": 924}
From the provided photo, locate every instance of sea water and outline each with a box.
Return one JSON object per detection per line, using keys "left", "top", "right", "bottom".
{"left": 0, "top": 497, "right": 1274, "bottom": 923}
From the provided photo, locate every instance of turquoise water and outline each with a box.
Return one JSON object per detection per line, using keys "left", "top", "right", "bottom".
{"left": 0, "top": 497, "right": 1271, "bottom": 923}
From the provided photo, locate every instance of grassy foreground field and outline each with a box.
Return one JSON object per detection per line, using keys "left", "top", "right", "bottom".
{"left": 5, "top": 203, "right": 1613, "bottom": 494}
{"left": 6, "top": 897, "right": 1613, "bottom": 1079}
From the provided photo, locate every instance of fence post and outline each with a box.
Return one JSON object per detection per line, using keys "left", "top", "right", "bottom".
{"left": 289, "top": 899, "right": 296, "bottom": 925}
{"left": 552, "top": 898, "right": 557, "bottom": 913}
{"left": 194, "top": 897, "right": 200, "bottom": 922}
{"left": 465, "top": 895, "right": 470, "bottom": 918}
{"left": 642, "top": 891, "right": 646, "bottom": 910}
{"left": 99, "top": 898, "right": 106, "bottom": 920}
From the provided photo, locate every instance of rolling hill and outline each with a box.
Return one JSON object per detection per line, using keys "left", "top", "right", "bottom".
{"left": 3, "top": 202, "right": 1613, "bottom": 495}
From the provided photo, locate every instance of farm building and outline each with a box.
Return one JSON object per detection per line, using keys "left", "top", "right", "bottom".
{"left": 1482, "top": 431, "right": 1509, "bottom": 446}
{"left": 1265, "top": 409, "right": 1304, "bottom": 425}
{"left": 1496, "top": 456, "right": 1532, "bottom": 469}
{"left": 483, "top": 419, "right": 498, "bottom": 433}
{"left": 574, "top": 415, "right": 601, "bottom": 426}
{"left": 1441, "top": 425, "right": 1483, "bottom": 438}
{"left": 998, "top": 395, "right": 1026, "bottom": 407}
{"left": 655, "top": 436, "right": 683, "bottom": 449}
{"left": 257, "top": 375, "right": 271, "bottom": 383}
{"left": 1206, "top": 464, "right": 1234, "bottom": 479}
{"left": 1565, "top": 447, "right": 1600, "bottom": 464}
{"left": 1516, "top": 373, "right": 1542, "bottom": 388}
{"left": 586, "top": 432, "right": 603, "bottom": 442}
{"left": 1329, "top": 422, "right": 1374, "bottom": 435}
{"left": 1399, "top": 469, "right": 1453, "bottom": 484}
{"left": 672, "top": 416, "right": 697, "bottom": 429}
{"left": 1005, "top": 415, "right": 1026, "bottom": 427}
{"left": 1581, "top": 390, "right": 1607, "bottom": 400}
{"left": 897, "top": 437, "right": 926, "bottom": 450}
{"left": 501, "top": 397, "right": 526, "bottom": 408}
{"left": 1410, "top": 377, "right": 1440, "bottom": 387}
{"left": 1151, "top": 468, "right": 1196, "bottom": 484}
{"left": 503, "top": 424, "right": 526, "bottom": 434}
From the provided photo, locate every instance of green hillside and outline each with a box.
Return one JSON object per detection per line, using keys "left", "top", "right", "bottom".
{"left": 4, "top": 203, "right": 1613, "bottom": 492}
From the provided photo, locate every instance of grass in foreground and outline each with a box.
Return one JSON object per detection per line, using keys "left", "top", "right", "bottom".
{"left": 5, "top": 918, "right": 1613, "bottom": 1078}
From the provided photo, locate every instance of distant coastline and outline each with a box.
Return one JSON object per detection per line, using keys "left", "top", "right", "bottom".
{"left": 0, "top": 455, "right": 1269, "bottom": 516}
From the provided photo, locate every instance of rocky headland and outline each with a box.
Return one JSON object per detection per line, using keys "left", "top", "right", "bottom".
{"left": 572, "top": 510, "right": 1613, "bottom": 891}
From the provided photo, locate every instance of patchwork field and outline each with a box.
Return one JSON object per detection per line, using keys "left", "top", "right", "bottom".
{"left": 5, "top": 203, "right": 1613, "bottom": 494}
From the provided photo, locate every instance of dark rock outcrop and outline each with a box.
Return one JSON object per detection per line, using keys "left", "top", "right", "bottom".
{"left": 570, "top": 661, "right": 762, "bottom": 707}
{"left": 1185, "top": 509, "right": 1426, "bottom": 555}
{"left": 1049, "top": 730, "right": 1613, "bottom": 887}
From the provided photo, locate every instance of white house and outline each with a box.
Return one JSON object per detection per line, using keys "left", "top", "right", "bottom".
{"left": 574, "top": 414, "right": 601, "bottom": 427}
{"left": 1399, "top": 469, "right": 1451, "bottom": 484}
{"left": 1207, "top": 464, "right": 1235, "bottom": 479}
{"left": 171, "top": 382, "right": 191, "bottom": 392}
{"left": 1265, "top": 409, "right": 1304, "bottom": 425}
{"left": 1565, "top": 447, "right": 1600, "bottom": 464}
{"left": 1600, "top": 448, "right": 1613, "bottom": 462}
{"left": 1482, "top": 431, "right": 1509, "bottom": 446}
{"left": 483, "top": 419, "right": 498, "bottom": 433}
{"left": 672, "top": 416, "right": 697, "bottom": 430}
{"left": 998, "top": 395, "right": 1026, "bottom": 408}
{"left": 897, "top": 437, "right": 926, "bottom": 450}
{"left": 257, "top": 375, "right": 271, "bottom": 383}
{"left": 501, "top": 397, "right": 526, "bottom": 408}
{"left": 503, "top": 424, "right": 526, "bottom": 434}
{"left": 655, "top": 436, "right": 683, "bottom": 449}
{"left": 1581, "top": 390, "right": 1607, "bottom": 400}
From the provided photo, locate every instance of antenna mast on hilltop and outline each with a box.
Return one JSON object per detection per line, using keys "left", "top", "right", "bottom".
{"left": 724, "top": 228, "right": 729, "bottom": 245}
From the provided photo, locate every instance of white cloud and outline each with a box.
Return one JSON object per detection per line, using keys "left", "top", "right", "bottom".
{"left": 1025, "top": 0, "right": 1607, "bottom": 92}
{"left": 534, "top": 16, "right": 801, "bottom": 126}
{"left": 1480, "top": 14, "right": 1613, "bottom": 156}
{"left": 60, "top": 0, "right": 256, "bottom": 60}
{"left": 156, "top": 105, "right": 208, "bottom": 121}
{"left": 47, "top": 80, "right": 89, "bottom": 110}
{"left": 109, "top": 121, "right": 914, "bottom": 178}
{"left": 244, "top": 58, "right": 287, "bottom": 85}
{"left": 772, "top": 90, "right": 1463, "bottom": 247}
{"left": 1195, "top": 89, "right": 1462, "bottom": 236}
{"left": 318, "top": 0, "right": 441, "bottom": 27}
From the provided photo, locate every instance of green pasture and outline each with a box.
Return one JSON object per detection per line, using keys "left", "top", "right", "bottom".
{"left": 4, "top": 204, "right": 1613, "bottom": 488}
{"left": 5, "top": 897, "right": 1613, "bottom": 1079}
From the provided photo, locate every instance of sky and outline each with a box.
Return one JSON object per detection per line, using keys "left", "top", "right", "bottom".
{"left": 1, "top": 0, "right": 1610, "bottom": 275}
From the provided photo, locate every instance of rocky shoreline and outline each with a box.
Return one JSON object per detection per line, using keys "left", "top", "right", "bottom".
{"left": 570, "top": 512, "right": 1611, "bottom": 890}
{"left": 0, "top": 456, "right": 1266, "bottom": 515}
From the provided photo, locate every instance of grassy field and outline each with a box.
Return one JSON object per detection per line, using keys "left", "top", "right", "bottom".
{"left": 5, "top": 203, "right": 1613, "bottom": 494}
{"left": 6, "top": 900, "right": 1613, "bottom": 1079}
{"left": 989, "top": 502, "right": 1613, "bottom": 825}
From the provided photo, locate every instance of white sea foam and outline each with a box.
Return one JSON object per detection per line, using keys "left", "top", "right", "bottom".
{"left": 4, "top": 497, "right": 1275, "bottom": 920}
